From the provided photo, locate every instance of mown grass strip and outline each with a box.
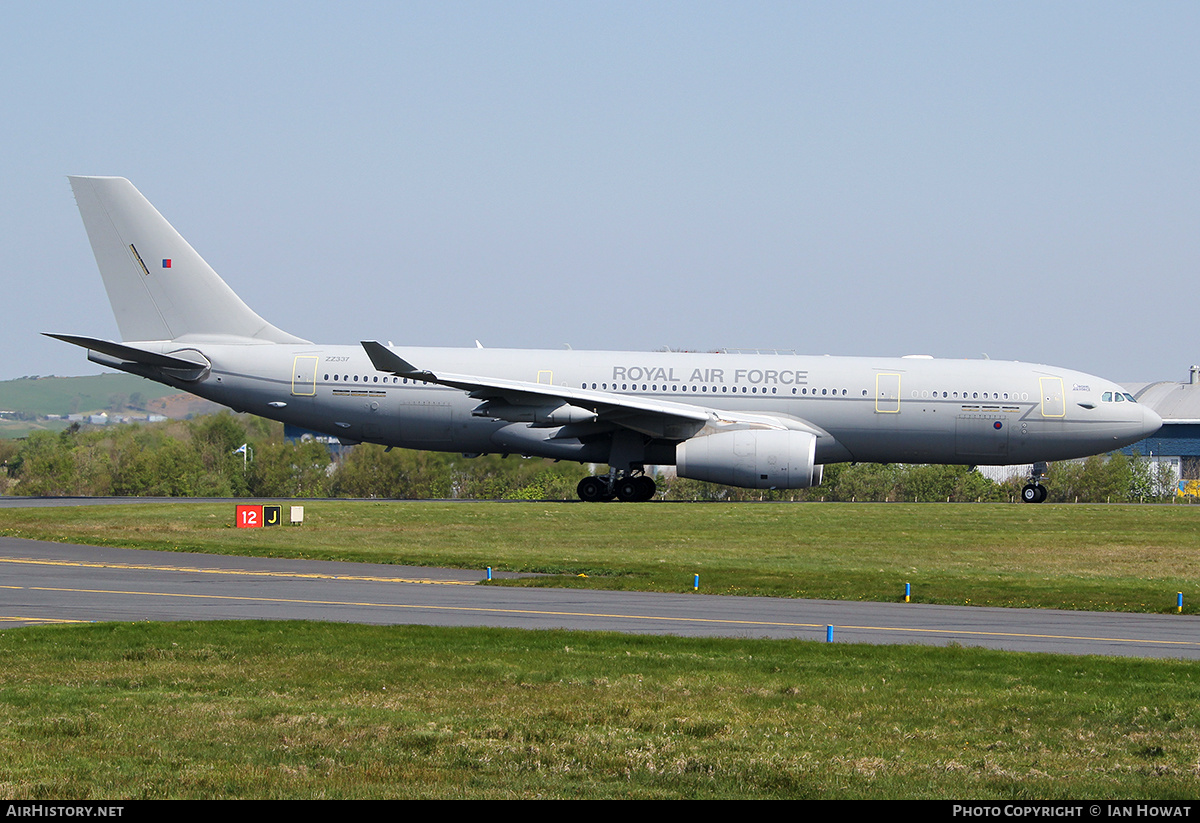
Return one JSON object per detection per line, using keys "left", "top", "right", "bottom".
{"left": 1, "top": 621, "right": 1198, "bottom": 799}
{"left": 2, "top": 501, "right": 1199, "bottom": 612}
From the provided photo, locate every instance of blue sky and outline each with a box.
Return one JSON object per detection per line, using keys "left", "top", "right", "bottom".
{"left": 3, "top": 1, "right": 1197, "bottom": 382}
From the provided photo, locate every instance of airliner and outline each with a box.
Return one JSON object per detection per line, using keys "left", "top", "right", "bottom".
{"left": 50, "top": 177, "right": 1161, "bottom": 502}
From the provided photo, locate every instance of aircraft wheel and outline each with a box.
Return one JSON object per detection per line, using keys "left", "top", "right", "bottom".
{"left": 635, "top": 475, "right": 656, "bottom": 501}
{"left": 615, "top": 477, "right": 642, "bottom": 502}
{"left": 577, "top": 477, "right": 607, "bottom": 502}
{"left": 1022, "top": 484, "right": 1043, "bottom": 503}
{"left": 1036, "top": 485, "right": 1048, "bottom": 503}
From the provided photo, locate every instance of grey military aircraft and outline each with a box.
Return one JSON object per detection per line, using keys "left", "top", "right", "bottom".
{"left": 51, "top": 177, "right": 1161, "bottom": 502}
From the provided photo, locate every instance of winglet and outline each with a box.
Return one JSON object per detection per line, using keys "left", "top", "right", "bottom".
{"left": 361, "top": 341, "right": 435, "bottom": 381}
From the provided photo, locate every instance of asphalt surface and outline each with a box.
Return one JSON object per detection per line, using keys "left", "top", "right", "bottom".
{"left": 2, "top": 535, "right": 1198, "bottom": 658}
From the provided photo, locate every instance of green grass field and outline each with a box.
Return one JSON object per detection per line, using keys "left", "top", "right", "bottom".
{"left": 3, "top": 500, "right": 1200, "bottom": 798}
{"left": 2, "top": 501, "right": 1198, "bottom": 612}
{"left": 1, "top": 621, "right": 1198, "bottom": 799}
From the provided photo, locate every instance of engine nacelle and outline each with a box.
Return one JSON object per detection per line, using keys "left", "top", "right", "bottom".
{"left": 675, "top": 429, "right": 821, "bottom": 489}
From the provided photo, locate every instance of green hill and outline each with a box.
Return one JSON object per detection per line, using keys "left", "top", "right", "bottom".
{"left": 0, "top": 374, "right": 226, "bottom": 439}
{"left": 0, "top": 374, "right": 178, "bottom": 418}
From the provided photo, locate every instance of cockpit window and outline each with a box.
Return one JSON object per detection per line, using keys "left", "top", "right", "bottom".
{"left": 1115, "top": 393, "right": 1124, "bottom": 402}
{"left": 1102, "top": 392, "right": 1112, "bottom": 401}
{"left": 1123, "top": 393, "right": 1137, "bottom": 403}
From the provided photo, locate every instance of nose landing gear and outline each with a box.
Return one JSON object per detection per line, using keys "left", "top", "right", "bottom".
{"left": 1021, "top": 461, "right": 1050, "bottom": 503}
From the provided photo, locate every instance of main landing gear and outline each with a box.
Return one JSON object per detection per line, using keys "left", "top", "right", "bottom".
{"left": 1021, "top": 461, "right": 1050, "bottom": 503}
{"left": 577, "top": 471, "right": 657, "bottom": 502}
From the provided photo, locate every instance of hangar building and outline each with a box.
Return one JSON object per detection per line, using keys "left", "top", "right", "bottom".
{"left": 1121, "top": 366, "right": 1200, "bottom": 491}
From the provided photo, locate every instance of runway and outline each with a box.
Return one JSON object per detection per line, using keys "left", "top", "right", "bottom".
{"left": 2, "top": 535, "right": 1198, "bottom": 659}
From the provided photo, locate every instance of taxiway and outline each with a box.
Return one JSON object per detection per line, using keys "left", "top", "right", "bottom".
{"left": 2, "top": 536, "right": 1197, "bottom": 659}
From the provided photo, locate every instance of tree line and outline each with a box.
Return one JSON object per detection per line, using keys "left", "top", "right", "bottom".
{"left": 0, "top": 412, "right": 1181, "bottom": 502}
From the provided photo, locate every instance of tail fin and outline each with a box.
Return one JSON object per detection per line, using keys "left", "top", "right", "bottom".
{"left": 68, "top": 176, "right": 308, "bottom": 344}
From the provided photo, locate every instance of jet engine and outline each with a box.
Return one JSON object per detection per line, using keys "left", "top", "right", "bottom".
{"left": 675, "top": 429, "right": 822, "bottom": 489}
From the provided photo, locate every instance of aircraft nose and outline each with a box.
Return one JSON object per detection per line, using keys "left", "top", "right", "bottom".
{"left": 1141, "top": 404, "right": 1163, "bottom": 438}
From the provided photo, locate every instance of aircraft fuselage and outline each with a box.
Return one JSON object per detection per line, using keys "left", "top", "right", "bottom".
{"left": 96, "top": 342, "right": 1159, "bottom": 468}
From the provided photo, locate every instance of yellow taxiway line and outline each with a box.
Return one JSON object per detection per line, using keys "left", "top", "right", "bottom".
{"left": 11, "top": 584, "right": 1200, "bottom": 650}
{"left": 0, "top": 556, "right": 477, "bottom": 585}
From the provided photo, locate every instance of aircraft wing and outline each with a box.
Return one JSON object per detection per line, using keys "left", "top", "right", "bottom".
{"left": 362, "top": 341, "right": 826, "bottom": 441}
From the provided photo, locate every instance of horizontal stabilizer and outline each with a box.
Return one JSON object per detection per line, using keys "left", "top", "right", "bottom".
{"left": 44, "top": 333, "right": 210, "bottom": 376}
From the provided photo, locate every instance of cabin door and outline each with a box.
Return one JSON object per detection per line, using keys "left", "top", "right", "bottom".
{"left": 875, "top": 373, "right": 901, "bottom": 413}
